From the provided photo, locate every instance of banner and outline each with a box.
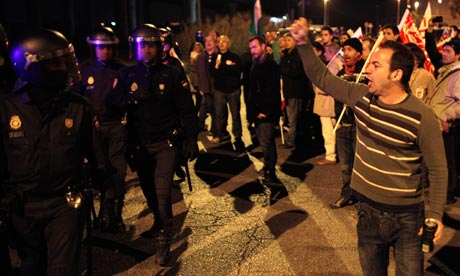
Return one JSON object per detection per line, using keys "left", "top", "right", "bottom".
{"left": 399, "top": 9, "right": 434, "bottom": 74}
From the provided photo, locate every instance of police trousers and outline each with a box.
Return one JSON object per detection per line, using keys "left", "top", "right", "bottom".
{"left": 137, "top": 140, "right": 178, "bottom": 234}
{"left": 11, "top": 196, "right": 83, "bottom": 276}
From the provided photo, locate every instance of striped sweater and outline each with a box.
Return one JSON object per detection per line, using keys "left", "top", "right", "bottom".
{"left": 297, "top": 43, "right": 447, "bottom": 221}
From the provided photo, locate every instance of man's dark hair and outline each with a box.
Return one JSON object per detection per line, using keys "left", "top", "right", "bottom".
{"left": 363, "top": 37, "right": 376, "bottom": 50}
{"left": 405, "top": 43, "right": 425, "bottom": 68}
{"left": 383, "top": 24, "right": 400, "bottom": 35}
{"left": 340, "top": 32, "right": 350, "bottom": 39}
{"left": 249, "top": 36, "right": 265, "bottom": 45}
{"left": 312, "top": 41, "right": 325, "bottom": 55}
{"left": 321, "top": 25, "right": 333, "bottom": 35}
{"left": 379, "top": 40, "right": 414, "bottom": 93}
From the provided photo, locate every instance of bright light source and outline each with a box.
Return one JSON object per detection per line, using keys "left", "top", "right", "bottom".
{"left": 270, "top": 17, "right": 284, "bottom": 24}
{"left": 414, "top": 1, "right": 419, "bottom": 10}
{"left": 111, "top": 21, "right": 116, "bottom": 26}
{"left": 282, "top": 16, "right": 287, "bottom": 20}
{"left": 438, "top": 0, "right": 442, "bottom": 3}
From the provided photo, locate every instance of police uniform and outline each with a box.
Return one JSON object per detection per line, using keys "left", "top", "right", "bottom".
{"left": 109, "top": 60, "right": 197, "bottom": 236}
{"left": 77, "top": 58, "right": 127, "bottom": 231}
{"left": 0, "top": 89, "right": 103, "bottom": 275}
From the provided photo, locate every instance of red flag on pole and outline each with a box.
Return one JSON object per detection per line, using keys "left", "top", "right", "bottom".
{"left": 398, "top": 9, "right": 435, "bottom": 74}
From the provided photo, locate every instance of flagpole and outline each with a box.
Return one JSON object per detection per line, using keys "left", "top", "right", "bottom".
{"left": 333, "top": 31, "right": 385, "bottom": 133}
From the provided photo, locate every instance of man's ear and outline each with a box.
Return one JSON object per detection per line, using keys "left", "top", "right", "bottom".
{"left": 391, "top": 69, "right": 403, "bottom": 81}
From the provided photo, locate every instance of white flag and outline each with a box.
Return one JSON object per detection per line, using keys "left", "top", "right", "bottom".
{"left": 419, "top": 2, "right": 432, "bottom": 39}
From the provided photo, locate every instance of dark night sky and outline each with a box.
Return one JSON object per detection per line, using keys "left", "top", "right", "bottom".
{"left": 0, "top": 0, "right": 437, "bottom": 43}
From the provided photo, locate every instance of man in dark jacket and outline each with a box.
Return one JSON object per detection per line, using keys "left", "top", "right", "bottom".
{"left": 280, "top": 33, "right": 313, "bottom": 149}
{"left": 248, "top": 36, "right": 281, "bottom": 183}
{"left": 76, "top": 26, "right": 127, "bottom": 233}
{"left": 210, "top": 35, "right": 244, "bottom": 151}
{"left": 108, "top": 24, "right": 198, "bottom": 266}
{"left": 1, "top": 29, "right": 104, "bottom": 276}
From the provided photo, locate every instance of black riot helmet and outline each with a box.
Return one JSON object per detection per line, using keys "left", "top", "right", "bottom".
{"left": 129, "top": 24, "right": 162, "bottom": 63}
{"left": 87, "top": 25, "right": 119, "bottom": 61}
{"left": 0, "top": 24, "right": 8, "bottom": 59}
{"left": 159, "top": 27, "right": 173, "bottom": 52}
{"left": 10, "top": 29, "right": 80, "bottom": 89}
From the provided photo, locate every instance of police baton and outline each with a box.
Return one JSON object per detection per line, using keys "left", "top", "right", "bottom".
{"left": 184, "top": 161, "right": 193, "bottom": 192}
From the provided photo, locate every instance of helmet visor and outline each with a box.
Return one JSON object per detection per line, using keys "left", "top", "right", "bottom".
{"left": 129, "top": 36, "right": 161, "bottom": 62}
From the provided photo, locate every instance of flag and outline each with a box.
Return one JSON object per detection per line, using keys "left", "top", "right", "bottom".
{"left": 249, "top": 0, "right": 263, "bottom": 35}
{"left": 398, "top": 9, "right": 435, "bottom": 74}
{"left": 351, "top": 27, "right": 363, "bottom": 41}
{"left": 419, "top": 2, "right": 432, "bottom": 39}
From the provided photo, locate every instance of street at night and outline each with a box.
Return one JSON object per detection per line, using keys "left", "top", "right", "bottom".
{"left": 69, "top": 103, "right": 460, "bottom": 276}
{"left": 2, "top": 1, "right": 460, "bottom": 275}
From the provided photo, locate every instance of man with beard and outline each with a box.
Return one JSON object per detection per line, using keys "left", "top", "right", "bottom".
{"left": 291, "top": 18, "right": 446, "bottom": 275}
{"left": 248, "top": 36, "right": 281, "bottom": 184}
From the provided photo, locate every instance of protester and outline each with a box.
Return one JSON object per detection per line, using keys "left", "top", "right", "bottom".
{"left": 291, "top": 17, "right": 446, "bottom": 276}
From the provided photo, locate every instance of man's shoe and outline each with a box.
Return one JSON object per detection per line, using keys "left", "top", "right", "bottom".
{"left": 279, "top": 143, "right": 294, "bottom": 149}
{"left": 316, "top": 158, "right": 336, "bottom": 165}
{"left": 155, "top": 231, "right": 171, "bottom": 267}
{"left": 330, "top": 196, "right": 357, "bottom": 209}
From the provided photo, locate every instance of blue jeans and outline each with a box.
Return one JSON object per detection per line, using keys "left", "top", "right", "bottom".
{"left": 285, "top": 98, "right": 304, "bottom": 146}
{"left": 198, "top": 93, "right": 217, "bottom": 134}
{"left": 356, "top": 202, "right": 424, "bottom": 276}
{"left": 214, "top": 89, "right": 242, "bottom": 139}
{"left": 336, "top": 124, "right": 356, "bottom": 198}
{"left": 255, "top": 121, "right": 277, "bottom": 172}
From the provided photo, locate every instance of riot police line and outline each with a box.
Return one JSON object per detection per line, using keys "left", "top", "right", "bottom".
{"left": 0, "top": 22, "right": 198, "bottom": 275}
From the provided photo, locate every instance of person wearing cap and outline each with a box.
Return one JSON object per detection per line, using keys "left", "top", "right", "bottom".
{"left": 426, "top": 18, "right": 460, "bottom": 205}
{"left": 73, "top": 25, "right": 128, "bottom": 233}
{"left": 330, "top": 38, "right": 367, "bottom": 208}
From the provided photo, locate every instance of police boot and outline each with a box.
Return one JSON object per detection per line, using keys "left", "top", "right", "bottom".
{"left": 112, "top": 198, "right": 126, "bottom": 233}
{"left": 101, "top": 200, "right": 115, "bottom": 232}
{"left": 155, "top": 230, "right": 171, "bottom": 266}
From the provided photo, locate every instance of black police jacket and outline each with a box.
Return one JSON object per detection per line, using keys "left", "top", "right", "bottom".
{"left": 108, "top": 61, "right": 198, "bottom": 145}
{"left": 76, "top": 58, "right": 126, "bottom": 123}
{"left": 0, "top": 88, "right": 105, "bottom": 196}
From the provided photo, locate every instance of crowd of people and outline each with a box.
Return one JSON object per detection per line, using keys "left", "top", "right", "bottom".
{"left": 0, "top": 14, "right": 459, "bottom": 275}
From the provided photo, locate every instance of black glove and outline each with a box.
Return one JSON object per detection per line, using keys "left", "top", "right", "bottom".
{"left": 182, "top": 139, "right": 199, "bottom": 161}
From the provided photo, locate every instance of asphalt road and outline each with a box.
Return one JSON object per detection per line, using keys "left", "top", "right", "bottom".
{"left": 78, "top": 104, "right": 460, "bottom": 276}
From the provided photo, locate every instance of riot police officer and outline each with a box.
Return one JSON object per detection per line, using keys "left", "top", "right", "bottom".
{"left": 76, "top": 25, "right": 127, "bottom": 233}
{"left": 108, "top": 24, "right": 198, "bottom": 266}
{"left": 0, "top": 29, "right": 104, "bottom": 275}
{"left": 159, "top": 27, "right": 190, "bottom": 180}
{"left": 0, "top": 24, "right": 16, "bottom": 94}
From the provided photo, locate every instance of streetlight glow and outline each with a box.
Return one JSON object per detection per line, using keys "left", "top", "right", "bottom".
{"left": 324, "top": 0, "right": 328, "bottom": 25}
{"left": 414, "top": 1, "right": 419, "bottom": 10}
